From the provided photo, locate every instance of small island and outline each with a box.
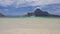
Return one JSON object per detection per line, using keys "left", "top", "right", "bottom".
{"left": 25, "top": 8, "right": 60, "bottom": 17}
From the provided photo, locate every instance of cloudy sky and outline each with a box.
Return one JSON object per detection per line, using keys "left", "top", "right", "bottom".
{"left": 0, "top": 0, "right": 60, "bottom": 16}
{"left": 0, "top": 0, "right": 60, "bottom": 7}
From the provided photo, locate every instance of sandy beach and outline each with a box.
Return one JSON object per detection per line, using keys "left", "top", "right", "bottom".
{"left": 0, "top": 17, "right": 60, "bottom": 34}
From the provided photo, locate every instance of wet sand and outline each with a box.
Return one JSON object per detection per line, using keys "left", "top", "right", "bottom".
{"left": 0, "top": 17, "right": 60, "bottom": 34}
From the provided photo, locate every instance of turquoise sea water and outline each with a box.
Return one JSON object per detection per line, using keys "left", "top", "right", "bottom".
{"left": 0, "top": 16, "right": 60, "bottom": 19}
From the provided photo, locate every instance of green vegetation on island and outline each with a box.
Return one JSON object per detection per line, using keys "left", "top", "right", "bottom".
{"left": 0, "top": 13, "right": 4, "bottom": 17}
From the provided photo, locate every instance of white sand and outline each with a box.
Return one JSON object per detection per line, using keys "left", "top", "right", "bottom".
{"left": 0, "top": 17, "right": 60, "bottom": 34}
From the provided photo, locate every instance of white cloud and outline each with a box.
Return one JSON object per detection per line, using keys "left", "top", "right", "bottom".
{"left": 25, "top": 0, "right": 60, "bottom": 6}
{"left": 0, "top": 0, "right": 14, "bottom": 7}
{"left": 0, "top": 0, "right": 60, "bottom": 7}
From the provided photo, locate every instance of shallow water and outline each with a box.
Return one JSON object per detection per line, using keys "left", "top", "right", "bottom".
{"left": 0, "top": 17, "right": 60, "bottom": 34}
